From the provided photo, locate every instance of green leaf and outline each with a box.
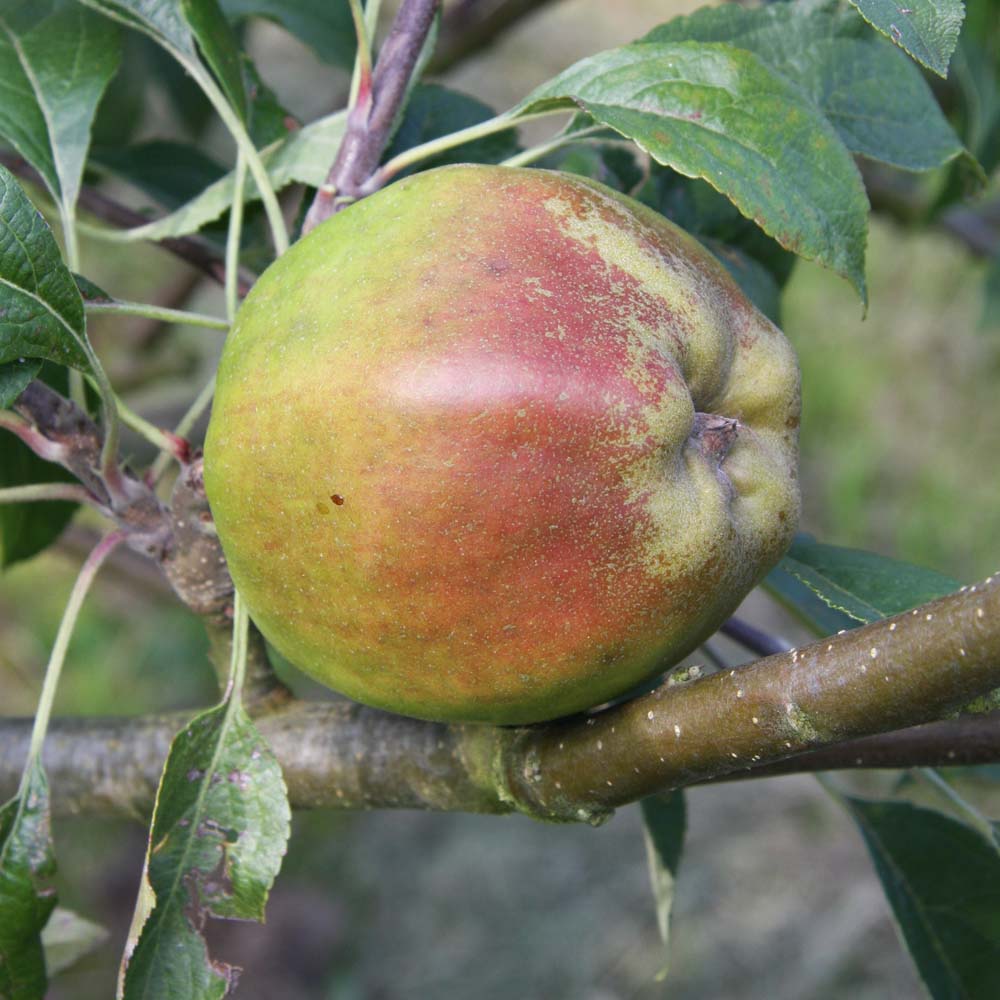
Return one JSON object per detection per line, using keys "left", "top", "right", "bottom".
{"left": 841, "top": 795, "right": 1000, "bottom": 998}
{"left": 644, "top": 1, "right": 966, "bottom": 173}
{"left": 91, "top": 141, "right": 229, "bottom": 212}
{"left": 243, "top": 57, "right": 294, "bottom": 148}
{"left": 88, "top": 140, "right": 275, "bottom": 271}
{"left": 384, "top": 84, "right": 521, "bottom": 175}
{"left": 0, "top": 0, "right": 121, "bottom": 222}
{"left": 79, "top": 0, "right": 199, "bottom": 63}
{"left": 120, "top": 701, "right": 290, "bottom": 999}
{"left": 766, "top": 534, "right": 959, "bottom": 633}
{"left": 849, "top": 0, "right": 965, "bottom": 77}
{"left": 0, "top": 358, "right": 41, "bottom": 409}
{"left": 516, "top": 40, "right": 869, "bottom": 300}
{"left": 180, "top": 0, "right": 247, "bottom": 121}
{"left": 0, "top": 759, "right": 58, "bottom": 1000}
{"left": 219, "top": 0, "right": 357, "bottom": 67}
{"left": 640, "top": 792, "right": 686, "bottom": 980}
{"left": 0, "top": 424, "right": 78, "bottom": 571}
{"left": 0, "top": 167, "right": 91, "bottom": 373}
{"left": 947, "top": 0, "right": 1000, "bottom": 173}
{"left": 89, "top": 109, "right": 346, "bottom": 242}
{"left": 0, "top": 361, "right": 82, "bottom": 571}
{"left": 40, "top": 907, "right": 107, "bottom": 977}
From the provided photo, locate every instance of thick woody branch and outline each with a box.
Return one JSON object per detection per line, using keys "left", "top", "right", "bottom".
{"left": 303, "top": 0, "right": 441, "bottom": 231}
{"left": 2, "top": 574, "right": 998, "bottom": 823}
{"left": 504, "top": 573, "right": 1000, "bottom": 821}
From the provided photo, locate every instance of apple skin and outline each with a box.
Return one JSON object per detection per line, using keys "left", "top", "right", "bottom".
{"left": 203, "top": 164, "right": 800, "bottom": 724}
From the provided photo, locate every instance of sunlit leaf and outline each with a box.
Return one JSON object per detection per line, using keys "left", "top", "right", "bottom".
{"left": 645, "top": 1, "right": 966, "bottom": 172}
{"left": 516, "top": 40, "right": 869, "bottom": 300}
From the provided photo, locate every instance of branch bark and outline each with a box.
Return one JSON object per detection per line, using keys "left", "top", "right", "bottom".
{"left": 302, "top": 0, "right": 442, "bottom": 232}
{"left": 3, "top": 572, "right": 998, "bottom": 822}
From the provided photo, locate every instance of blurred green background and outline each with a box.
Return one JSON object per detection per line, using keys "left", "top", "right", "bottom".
{"left": 2, "top": 1, "right": 998, "bottom": 997}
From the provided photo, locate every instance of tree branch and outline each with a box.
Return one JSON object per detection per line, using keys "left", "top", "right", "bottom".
{"left": 2, "top": 573, "right": 998, "bottom": 822}
{"left": 12, "top": 381, "right": 169, "bottom": 557}
{"left": 303, "top": 0, "right": 442, "bottom": 232}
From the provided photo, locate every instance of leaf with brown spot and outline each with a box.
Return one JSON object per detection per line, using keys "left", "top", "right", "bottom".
{"left": 119, "top": 701, "right": 290, "bottom": 1000}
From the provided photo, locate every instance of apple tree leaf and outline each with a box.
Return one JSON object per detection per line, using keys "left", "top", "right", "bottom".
{"left": 640, "top": 791, "right": 686, "bottom": 980}
{"left": 119, "top": 700, "right": 290, "bottom": 1000}
{"left": 77, "top": 0, "right": 200, "bottom": 62}
{"left": 839, "top": 795, "right": 1000, "bottom": 998}
{"left": 180, "top": 0, "right": 247, "bottom": 121}
{"left": 0, "top": 167, "right": 90, "bottom": 373}
{"left": 0, "top": 359, "right": 42, "bottom": 410}
{"left": 0, "top": 759, "right": 58, "bottom": 1000}
{"left": 384, "top": 84, "right": 521, "bottom": 175}
{"left": 849, "top": 0, "right": 965, "bottom": 77}
{"left": 644, "top": 0, "right": 967, "bottom": 173}
{"left": 536, "top": 142, "right": 645, "bottom": 197}
{"left": 515, "top": 40, "right": 869, "bottom": 302}
{"left": 82, "top": 0, "right": 292, "bottom": 154}
{"left": 766, "top": 534, "right": 959, "bottom": 634}
{"left": 89, "top": 109, "right": 346, "bottom": 243}
{"left": 219, "top": 0, "right": 357, "bottom": 67}
{"left": 0, "top": 0, "right": 121, "bottom": 223}
{"left": 0, "top": 429, "right": 78, "bottom": 571}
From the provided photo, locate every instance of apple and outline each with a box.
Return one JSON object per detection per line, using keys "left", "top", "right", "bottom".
{"left": 203, "top": 164, "right": 800, "bottom": 724}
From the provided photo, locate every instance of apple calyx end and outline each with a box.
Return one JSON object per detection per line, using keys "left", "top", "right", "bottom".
{"left": 691, "top": 412, "right": 739, "bottom": 464}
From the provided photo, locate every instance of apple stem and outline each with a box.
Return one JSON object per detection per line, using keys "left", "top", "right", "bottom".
{"left": 303, "top": 0, "right": 442, "bottom": 233}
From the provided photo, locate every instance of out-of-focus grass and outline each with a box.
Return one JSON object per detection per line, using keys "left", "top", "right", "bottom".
{"left": 786, "top": 218, "right": 999, "bottom": 582}
{"left": 0, "top": 549, "right": 216, "bottom": 717}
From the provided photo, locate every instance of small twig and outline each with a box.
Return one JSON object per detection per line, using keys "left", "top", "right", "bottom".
{"left": 302, "top": 0, "right": 442, "bottom": 232}
{"left": 86, "top": 301, "right": 228, "bottom": 332}
{"left": 0, "top": 482, "right": 105, "bottom": 510}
